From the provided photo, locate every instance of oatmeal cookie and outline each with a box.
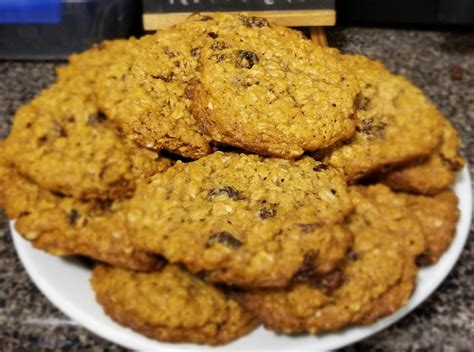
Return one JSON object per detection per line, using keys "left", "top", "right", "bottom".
{"left": 91, "top": 264, "right": 258, "bottom": 346}
{"left": 402, "top": 190, "right": 459, "bottom": 265}
{"left": 95, "top": 22, "right": 212, "bottom": 158}
{"left": 3, "top": 41, "right": 170, "bottom": 200}
{"left": 380, "top": 118, "right": 464, "bottom": 195}
{"left": 127, "top": 152, "right": 353, "bottom": 287}
{"left": 0, "top": 159, "right": 162, "bottom": 271}
{"left": 237, "top": 185, "right": 424, "bottom": 334}
{"left": 191, "top": 15, "right": 359, "bottom": 158}
{"left": 316, "top": 55, "right": 443, "bottom": 181}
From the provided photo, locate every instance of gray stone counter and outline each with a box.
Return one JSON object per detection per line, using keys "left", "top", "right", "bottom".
{"left": 0, "top": 27, "right": 473, "bottom": 351}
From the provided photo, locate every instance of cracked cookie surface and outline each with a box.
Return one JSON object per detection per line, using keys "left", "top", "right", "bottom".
{"left": 91, "top": 264, "right": 258, "bottom": 346}
{"left": 316, "top": 55, "right": 443, "bottom": 181}
{"left": 3, "top": 41, "right": 170, "bottom": 200}
{"left": 0, "top": 155, "right": 163, "bottom": 271}
{"left": 191, "top": 15, "right": 359, "bottom": 158}
{"left": 127, "top": 152, "right": 353, "bottom": 287}
{"left": 237, "top": 185, "right": 425, "bottom": 334}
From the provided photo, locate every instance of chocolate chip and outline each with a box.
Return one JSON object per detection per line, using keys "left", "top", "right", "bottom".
{"left": 68, "top": 209, "right": 80, "bottom": 226}
{"left": 38, "top": 136, "right": 48, "bottom": 144}
{"left": 294, "top": 250, "right": 319, "bottom": 281}
{"left": 88, "top": 112, "right": 106, "bottom": 126}
{"left": 190, "top": 48, "right": 200, "bottom": 57}
{"left": 415, "top": 250, "right": 433, "bottom": 267}
{"left": 313, "top": 163, "right": 329, "bottom": 172}
{"left": 239, "top": 15, "right": 269, "bottom": 28}
{"left": 311, "top": 269, "right": 345, "bottom": 295}
{"left": 207, "top": 231, "right": 243, "bottom": 249}
{"left": 360, "top": 118, "right": 387, "bottom": 139}
{"left": 152, "top": 73, "right": 174, "bottom": 83}
{"left": 211, "top": 41, "right": 231, "bottom": 51}
{"left": 259, "top": 207, "right": 277, "bottom": 219}
{"left": 208, "top": 32, "right": 219, "bottom": 39}
{"left": 207, "top": 186, "right": 246, "bottom": 201}
{"left": 235, "top": 50, "right": 259, "bottom": 69}
{"left": 450, "top": 64, "right": 463, "bottom": 80}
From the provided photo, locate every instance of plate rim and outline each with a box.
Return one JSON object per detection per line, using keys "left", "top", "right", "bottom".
{"left": 10, "top": 166, "right": 472, "bottom": 351}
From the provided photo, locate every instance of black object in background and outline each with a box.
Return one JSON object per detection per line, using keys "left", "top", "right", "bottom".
{"left": 337, "top": 0, "right": 474, "bottom": 26}
{"left": 143, "top": 0, "right": 334, "bottom": 13}
{"left": 0, "top": 0, "right": 142, "bottom": 60}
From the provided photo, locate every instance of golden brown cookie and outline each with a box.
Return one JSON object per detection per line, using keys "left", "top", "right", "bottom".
{"left": 191, "top": 15, "right": 359, "bottom": 158}
{"left": 403, "top": 190, "right": 459, "bottom": 265}
{"left": 0, "top": 158, "right": 162, "bottom": 271}
{"left": 237, "top": 184, "right": 425, "bottom": 334}
{"left": 3, "top": 41, "right": 171, "bottom": 200}
{"left": 315, "top": 55, "right": 443, "bottom": 181}
{"left": 94, "top": 17, "right": 215, "bottom": 158}
{"left": 380, "top": 118, "right": 464, "bottom": 195}
{"left": 127, "top": 152, "right": 353, "bottom": 287}
{"left": 91, "top": 264, "right": 258, "bottom": 346}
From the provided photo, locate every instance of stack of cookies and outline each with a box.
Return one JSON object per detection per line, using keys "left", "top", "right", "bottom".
{"left": 0, "top": 13, "right": 464, "bottom": 346}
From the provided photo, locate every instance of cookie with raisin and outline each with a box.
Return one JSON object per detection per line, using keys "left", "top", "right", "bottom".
{"left": 127, "top": 152, "right": 353, "bottom": 287}
{"left": 236, "top": 185, "right": 425, "bottom": 334}
{"left": 315, "top": 55, "right": 443, "bottom": 181}
{"left": 3, "top": 40, "right": 171, "bottom": 200}
{"left": 91, "top": 264, "right": 258, "bottom": 346}
{"left": 191, "top": 15, "right": 359, "bottom": 158}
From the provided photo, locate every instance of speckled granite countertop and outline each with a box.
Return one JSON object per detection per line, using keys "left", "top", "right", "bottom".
{"left": 0, "top": 27, "right": 473, "bottom": 351}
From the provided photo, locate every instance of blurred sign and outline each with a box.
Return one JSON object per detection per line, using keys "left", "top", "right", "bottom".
{"left": 143, "top": 0, "right": 336, "bottom": 29}
{"left": 0, "top": 0, "right": 61, "bottom": 24}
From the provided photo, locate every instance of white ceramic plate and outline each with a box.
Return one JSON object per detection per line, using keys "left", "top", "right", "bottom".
{"left": 11, "top": 166, "right": 472, "bottom": 351}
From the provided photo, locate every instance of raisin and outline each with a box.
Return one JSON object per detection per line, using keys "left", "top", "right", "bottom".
{"left": 98, "top": 199, "right": 113, "bottom": 211}
{"left": 88, "top": 112, "right": 106, "bottom": 126}
{"left": 211, "top": 41, "right": 230, "bottom": 51}
{"left": 239, "top": 15, "right": 268, "bottom": 28}
{"left": 52, "top": 191, "right": 66, "bottom": 198}
{"left": 235, "top": 50, "right": 259, "bottom": 69}
{"left": 294, "top": 250, "right": 319, "bottom": 281}
{"left": 68, "top": 209, "right": 80, "bottom": 226}
{"left": 313, "top": 163, "right": 329, "bottom": 172}
{"left": 259, "top": 207, "right": 277, "bottom": 219}
{"left": 360, "top": 118, "right": 387, "bottom": 139}
{"left": 206, "top": 231, "right": 243, "bottom": 249}
{"left": 311, "top": 269, "right": 345, "bottom": 295}
{"left": 415, "top": 250, "right": 433, "bottom": 267}
{"left": 208, "top": 32, "right": 219, "bottom": 39}
{"left": 207, "top": 186, "right": 246, "bottom": 201}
